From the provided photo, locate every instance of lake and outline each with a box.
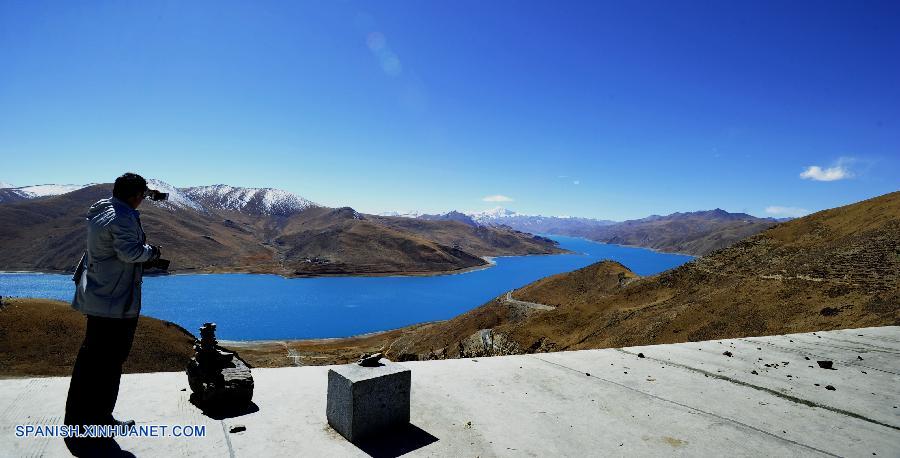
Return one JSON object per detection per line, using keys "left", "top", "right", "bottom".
{"left": 0, "top": 236, "right": 693, "bottom": 340}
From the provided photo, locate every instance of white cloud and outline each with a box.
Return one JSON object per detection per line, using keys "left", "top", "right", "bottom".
{"left": 800, "top": 157, "right": 855, "bottom": 181}
{"left": 573, "top": 180, "right": 580, "bottom": 185}
{"left": 765, "top": 206, "right": 809, "bottom": 217}
{"left": 482, "top": 194, "right": 514, "bottom": 202}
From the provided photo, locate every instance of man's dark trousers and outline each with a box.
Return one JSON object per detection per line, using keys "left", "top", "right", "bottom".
{"left": 64, "top": 315, "right": 139, "bottom": 426}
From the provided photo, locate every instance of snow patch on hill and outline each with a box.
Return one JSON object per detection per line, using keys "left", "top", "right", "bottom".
{"left": 183, "top": 185, "right": 317, "bottom": 216}
{"left": 0, "top": 181, "right": 14, "bottom": 189}
{"left": 146, "top": 179, "right": 204, "bottom": 212}
{"left": 379, "top": 210, "right": 425, "bottom": 218}
{"left": 7, "top": 184, "right": 93, "bottom": 198}
{"left": 468, "top": 207, "right": 519, "bottom": 220}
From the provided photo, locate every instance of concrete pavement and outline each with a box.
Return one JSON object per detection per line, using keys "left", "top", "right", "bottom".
{"left": 1, "top": 326, "right": 898, "bottom": 456}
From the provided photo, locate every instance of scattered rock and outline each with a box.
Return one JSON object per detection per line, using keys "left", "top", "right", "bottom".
{"left": 804, "top": 356, "right": 810, "bottom": 360}
{"left": 723, "top": 351, "right": 733, "bottom": 357}
{"left": 825, "top": 385, "right": 836, "bottom": 391}
{"left": 751, "top": 370, "right": 758, "bottom": 375}
{"left": 229, "top": 424, "right": 246, "bottom": 433}
{"left": 180, "top": 388, "right": 186, "bottom": 392}
{"left": 816, "top": 360, "right": 835, "bottom": 370}
{"left": 814, "top": 383, "right": 820, "bottom": 386}
{"left": 357, "top": 352, "right": 384, "bottom": 367}
{"left": 637, "top": 353, "right": 645, "bottom": 358}
{"left": 585, "top": 372, "right": 591, "bottom": 376}
{"left": 857, "top": 356, "right": 864, "bottom": 360}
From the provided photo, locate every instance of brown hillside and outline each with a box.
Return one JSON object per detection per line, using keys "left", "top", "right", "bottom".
{"left": 0, "top": 298, "right": 195, "bottom": 377}
{"left": 0, "top": 185, "right": 564, "bottom": 277}
{"left": 393, "top": 191, "right": 900, "bottom": 358}
{"left": 242, "top": 191, "right": 898, "bottom": 366}
{"left": 576, "top": 210, "right": 778, "bottom": 256}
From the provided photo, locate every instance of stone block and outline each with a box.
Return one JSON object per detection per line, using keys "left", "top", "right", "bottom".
{"left": 326, "top": 359, "right": 411, "bottom": 443}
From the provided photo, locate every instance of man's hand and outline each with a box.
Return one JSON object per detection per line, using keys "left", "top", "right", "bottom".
{"left": 149, "top": 245, "right": 162, "bottom": 261}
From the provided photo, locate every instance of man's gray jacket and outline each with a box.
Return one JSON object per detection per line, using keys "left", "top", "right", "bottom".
{"left": 72, "top": 197, "right": 154, "bottom": 319}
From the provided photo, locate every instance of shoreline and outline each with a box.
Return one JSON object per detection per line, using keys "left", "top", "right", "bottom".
{"left": 0, "top": 248, "right": 579, "bottom": 280}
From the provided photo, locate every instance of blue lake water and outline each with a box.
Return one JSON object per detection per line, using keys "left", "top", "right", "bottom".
{"left": 0, "top": 236, "right": 693, "bottom": 340}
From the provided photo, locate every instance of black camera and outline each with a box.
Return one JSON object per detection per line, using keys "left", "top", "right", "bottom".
{"left": 144, "top": 189, "right": 169, "bottom": 201}
{"left": 143, "top": 258, "right": 171, "bottom": 271}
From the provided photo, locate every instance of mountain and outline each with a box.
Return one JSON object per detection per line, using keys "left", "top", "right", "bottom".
{"left": 416, "top": 210, "right": 479, "bottom": 226}
{"left": 0, "top": 181, "right": 564, "bottom": 276}
{"left": 251, "top": 191, "right": 899, "bottom": 364}
{"left": 467, "top": 207, "right": 782, "bottom": 256}
{"left": 560, "top": 209, "right": 780, "bottom": 256}
{"left": 373, "top": 191, "right": 900, "bottom": 360}
{"left": 467, "top": 207, "right": 617, "bottom": 236}
{"left": 0, "top": 181, "right": 13, "bottom": 189}
{"left": 183, "top": 184, "right": 317, "bottom": 216}
{"left": 0, "top": 183, "right": 94, "bottom": 203}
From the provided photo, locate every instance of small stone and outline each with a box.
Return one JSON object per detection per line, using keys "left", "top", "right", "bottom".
{"left": 585, "top": 372, "right": 591, "bottom": 376}
{"left": 229, "top": 425, "right": 246, "bottom": 433}
{"left": 180, "top": 388, "right": 186, "bottom": 391}
{"left": 751, "top": 370, "right": 758, "bottom": 375}
{"left": 816, "top": 360, "right": 834, "bottom": 370}
{"left": 804, "top": 356, "right": 810, "bottom": 360}
{"left": 723, "top": 351, "right": 733, "bottom": 357}
{"left": 825, "top": 385, "right": 836, "bottom": 391}
{"left": 357, "top": 352, "right": 384, "bottom": 367}
{"left": 814, "top": 383, "right": 820, "bottom": 386}
{"left": 857, "top": 356, "right": 864, "bottom": 360}
{"left": 637, "top": 353, "right": 645, "bottom": 358}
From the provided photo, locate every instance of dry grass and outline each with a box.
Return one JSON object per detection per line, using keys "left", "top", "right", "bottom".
{"left": 0, "top": 298, "right": 195, "bottom": 378}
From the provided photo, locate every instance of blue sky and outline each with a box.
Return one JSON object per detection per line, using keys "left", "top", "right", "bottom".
{"left": 1, "top": 1, "right": 898, "bottom": 220}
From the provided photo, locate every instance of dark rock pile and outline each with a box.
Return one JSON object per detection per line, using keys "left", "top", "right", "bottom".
{"left": 186, "top": 323, "right": 254, "bottom": 414}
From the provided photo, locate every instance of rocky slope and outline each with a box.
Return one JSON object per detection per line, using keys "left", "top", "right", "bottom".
{"left": 0, "top": 182, "right": 564, "bottom": 276}
{"left": 244, "top": 191, "right": 899, "bottom": 365}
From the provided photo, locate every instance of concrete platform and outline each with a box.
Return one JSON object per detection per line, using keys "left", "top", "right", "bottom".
{"left": 1, "top": 326, "right": 898, "bottom": 457}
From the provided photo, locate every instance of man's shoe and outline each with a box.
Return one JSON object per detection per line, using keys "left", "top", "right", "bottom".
{"left": 113, "top": 419, "right": 136, "bottom": 428}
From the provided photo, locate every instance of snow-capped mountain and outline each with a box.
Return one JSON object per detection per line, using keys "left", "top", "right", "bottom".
{"left": 466, "top": 207, "right": 616, "bottom": 234}
{"left": 0, "top": 179, "right": 317, "bottom": 216}
{"left": 468, "top": 207, "right": 520, "bottom": 221}
{"left": 378, "top": 210, "right": 425, "bottom": 218}
{"left": 7, "top": 183, "right": 93, "bottom": 198}
{"left": 145, "top": 179, "right": 205, "bottom": 212}
{"left": 182, "top": 184, "right": 317, "bottom": 216}
{"left": 0, "top": 183, "right": 95, "bottom": 203}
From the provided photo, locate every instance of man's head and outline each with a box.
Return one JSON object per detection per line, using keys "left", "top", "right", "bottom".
{"left": 113, "top": 173, "right": 148, "bottom": 209}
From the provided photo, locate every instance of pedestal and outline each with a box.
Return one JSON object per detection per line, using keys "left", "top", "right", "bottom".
{"left": 326, "top": 359, "right": 411, "bottom": 443}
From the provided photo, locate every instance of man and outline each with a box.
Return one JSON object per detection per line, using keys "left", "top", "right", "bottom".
{"left": 65, "top": 172, "right": 162, "bottom": 430}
